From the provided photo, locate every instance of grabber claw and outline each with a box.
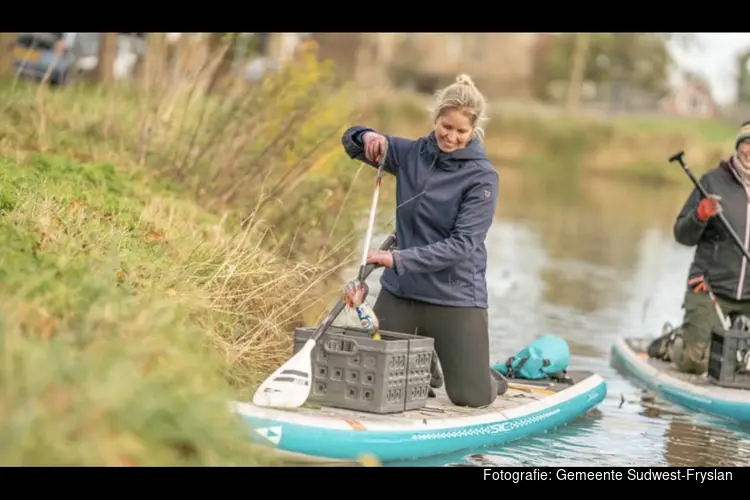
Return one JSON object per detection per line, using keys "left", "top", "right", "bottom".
{"left": 342, "top": 280, "right": 380, "bottom": 339}
{"left": 343, "top": 280, "right": 369, "bottom": 308}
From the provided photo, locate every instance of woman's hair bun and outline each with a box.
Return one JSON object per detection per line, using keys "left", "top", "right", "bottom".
{"left": 455, "top": 74, "right": 474, "bottom": 87}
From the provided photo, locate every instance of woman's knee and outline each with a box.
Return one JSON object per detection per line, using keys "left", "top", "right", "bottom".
{"left": 446, "top": 384, "right": 496, "bottom": 408}
{"left": 681, "top": 289, "right": 719, "bottom": 346}
{"left": 674, "top": 339, "right": 709, "bottom": 374}
{"left": 426, "top": 306, "right": 494, "bottom": 407}
{"left": 677, "top": 300, "right": 717, "bottom": 373}
{"left": 442, "top": 364, "right": 496, "bottom": 408}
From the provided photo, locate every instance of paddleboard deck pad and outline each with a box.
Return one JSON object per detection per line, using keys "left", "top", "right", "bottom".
{"left": 232, "top": 369, "right": 606, "bottom": 462}
{"left": 611, "top": 337, "right": 750, "bottom": 424}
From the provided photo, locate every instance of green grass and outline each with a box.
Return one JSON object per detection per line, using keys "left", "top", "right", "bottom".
{"left": 0, "top": 42, "right": 388, "bottom": 465}
{"left": 0, "top": 153, "right": 305, "bottom": 465}
{"left": 608, "top": 115, "right": 736, "bottom": 143}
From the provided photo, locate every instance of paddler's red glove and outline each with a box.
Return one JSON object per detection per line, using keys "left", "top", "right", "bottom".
{"left": 696, "top": 194, "right": 721, "bottom": 222}
{"left": 688, "top": 275, "right": 708, "bottom": 293}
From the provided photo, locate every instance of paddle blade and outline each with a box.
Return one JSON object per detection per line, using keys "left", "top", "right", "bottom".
{"left": 252, "top": 339, "right": 315, "bottom": 409}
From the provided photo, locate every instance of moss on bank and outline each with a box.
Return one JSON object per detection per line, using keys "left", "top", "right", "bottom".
{"left": 0, "top": 153, "right": 303, "bottom": 464}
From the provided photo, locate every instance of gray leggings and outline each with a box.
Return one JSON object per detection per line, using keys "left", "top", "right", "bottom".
{"left": 373, "top": 289, "right": 498, "bottom": 408}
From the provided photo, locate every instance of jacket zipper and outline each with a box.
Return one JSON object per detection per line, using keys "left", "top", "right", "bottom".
{"left": 738, "top": 186, "right": 750, "bottom": 300}
{"left": 729, "top": 158, "right": 750, "bottom": 301}
{"left": 410, "top": 153, "right": 438, "bottom": 239}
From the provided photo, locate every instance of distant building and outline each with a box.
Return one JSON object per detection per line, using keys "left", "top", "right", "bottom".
{"left": 310, "top": 33, "right": 395, "bottom": 90}
{"left": 660, "top": 72, "right": 718, "bottom": 118}
{"left": 389, "top": 33, "right": 538, "bottom": 98}
{"left": 309, "top": 33, "right": 539, "bottom": 98}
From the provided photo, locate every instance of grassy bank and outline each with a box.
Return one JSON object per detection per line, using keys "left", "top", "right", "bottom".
{"left": 0, "top": 154, "right": 288, "bottom": 465}
{"left": 374, "top": 91, "right": 736, "bottom": 184}
{"left": 0, "top": 47, "right": 380, "bottom": 464}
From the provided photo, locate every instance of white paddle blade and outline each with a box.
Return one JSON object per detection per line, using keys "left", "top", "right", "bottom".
{"left": 252, "top": 339, "right": 315, "bottom": 409}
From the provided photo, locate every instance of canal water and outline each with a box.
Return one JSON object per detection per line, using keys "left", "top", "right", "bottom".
{"left": 350, "top": 166, "right": 750, "bottom": 467}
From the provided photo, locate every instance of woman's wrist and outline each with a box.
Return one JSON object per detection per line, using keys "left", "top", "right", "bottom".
{"left": 391, "top": 250, "right": 400, "bottom": 273}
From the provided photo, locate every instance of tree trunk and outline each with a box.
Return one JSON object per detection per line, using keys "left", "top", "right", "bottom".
{"left": 97, "top": 33, "right": 118, "bottom": 84}
{"left": 205, "top": 33, "right": 234, "bottom": 94}
{"left": 137, "top": 33, "right": 169, "bottom": 91}
{"left": 0, "top": 33, "right": 17, "bottom": 78}
{"left": 565, "top": 33, "right": 591, "bottom": 115}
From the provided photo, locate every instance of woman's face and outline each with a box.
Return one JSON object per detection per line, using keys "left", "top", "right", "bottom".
{"left": 739, "top": 140, "right": 750, "bottom": 168}
{"left": 434, "top": 108, "right": 473, "bottom": 153}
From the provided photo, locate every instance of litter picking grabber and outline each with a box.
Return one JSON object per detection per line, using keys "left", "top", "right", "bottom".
{"left": 252, "top": 146, "right": 391, "bottom": 409}
{"left": 358, "top": 143, "right": 389, "bottom": 283}
{"left": 351, "top": 141, "right": 389, "bottom": 338}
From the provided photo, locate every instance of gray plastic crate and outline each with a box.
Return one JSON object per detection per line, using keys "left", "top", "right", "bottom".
{"left": 707, "top": 325, "right": 750, "bottom": 389}
{"left": 293, "top": 325, "right": 434, "bottom": 414}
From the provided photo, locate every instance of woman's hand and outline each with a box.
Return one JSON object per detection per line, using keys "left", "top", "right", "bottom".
{"left": 697, "top": 193, "right": 722, "bottom": 222}
{"left": 366, "top": 249, "right": 394, "bottom": 269}
{"left": 362, "top": 132, "right": 388, "bottom": 163}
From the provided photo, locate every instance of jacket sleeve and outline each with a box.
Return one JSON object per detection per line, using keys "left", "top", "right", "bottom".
{"left": 393, "top": 168, "right": 499, "bottom": 274}
{"left": 341, "top": 125, "right": 414, "bottom": 176}
{"left": 673, "top": 183, "right": 709, "bottom": 247}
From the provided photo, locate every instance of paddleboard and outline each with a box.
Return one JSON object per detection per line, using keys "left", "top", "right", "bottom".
{"left": 231, "top": 370, "right": 606, "bottom": 463}
{"left": 611, "top": 337, "right": 750, "bottom": 424}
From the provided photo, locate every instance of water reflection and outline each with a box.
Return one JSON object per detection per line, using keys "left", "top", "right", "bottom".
{"left": 354, "top": 166, "right": 750, "bottom": 466}
{"left": 630, "top": 395, "right": 750, "bottom": 467}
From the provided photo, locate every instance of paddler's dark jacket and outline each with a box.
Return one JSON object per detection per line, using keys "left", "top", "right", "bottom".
{"left": 341, "top": 125, "right": 499, "bottom": 309}
{"left": 674, "top": 157, "right": 750, "bottom": 301}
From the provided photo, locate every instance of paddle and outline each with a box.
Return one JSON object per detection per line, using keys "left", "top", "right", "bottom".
{"left": 670, "top": 150, "right": 750, "bottom": 264}
{"left": 252, "top": 144, "right": 391, "bottom": 409}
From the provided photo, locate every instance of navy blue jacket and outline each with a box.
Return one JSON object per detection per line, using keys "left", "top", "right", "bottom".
{"left": 341, "top": 125, "right": 499, "bottom": 309}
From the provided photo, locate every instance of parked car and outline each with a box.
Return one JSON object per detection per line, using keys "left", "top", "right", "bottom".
{"left": 12, "top": 32, "right": 145, "bottom": 85}
{"left": 13, "top": 32, "right": 74, "bottom": 85}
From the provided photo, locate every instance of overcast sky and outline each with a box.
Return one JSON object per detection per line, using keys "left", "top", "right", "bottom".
{"left": 668, "top": 33, "right": 750, "bottom": 105}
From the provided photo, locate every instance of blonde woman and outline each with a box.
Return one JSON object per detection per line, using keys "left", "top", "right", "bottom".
{"left": 341, "top": 74, "right": 505, "bottom": 408}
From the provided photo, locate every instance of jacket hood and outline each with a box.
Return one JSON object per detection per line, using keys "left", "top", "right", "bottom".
{"left": 424, "top": 131, "right": 488, "bottom": 170}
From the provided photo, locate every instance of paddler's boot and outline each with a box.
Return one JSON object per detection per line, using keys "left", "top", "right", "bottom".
{"left": 427, "top": 350, "right": 443, "bottom": 398}
{"left": 647, "top": 322, "right": 682, "bottom": 361}
{"left": 429, "top": 349, "right": 443, "bottom": 389}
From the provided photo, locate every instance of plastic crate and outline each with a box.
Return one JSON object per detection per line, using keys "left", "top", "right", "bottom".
{"left": 707, "top": 325, "right": 750, "bottom": 389}
{"left": 293, "top": 325, "right": 434, "bottom": 414}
